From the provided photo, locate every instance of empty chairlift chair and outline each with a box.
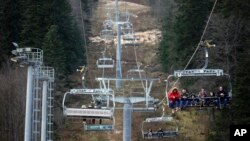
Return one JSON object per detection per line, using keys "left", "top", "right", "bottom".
{"left": 103, "top": 20, "right": 113, "bottom": 30}
{"left": 122, "top": 25, "right": 137, "bottom": 41}
{"left": 100, "top": 29, "right": 113, "bottom": 40}
{"left": 127, "top": 69, "right": 146, "bottom": 79}
{"left": 119, "top": 11, "right": 131, "bottom": 23}
{"left": 96, "top": 58, "right": 115, "bottom": 69}
{"left": 121, "top": 22, "right": 133, "bottom": 35}
{"left": 124, "top": 88, "right": 158, "bottom": 112}
{"left": 123, "top": 34, "right": 136, "bottom": 41}
{"left": 123, "top": 40, "right": 140, "bottom": 47}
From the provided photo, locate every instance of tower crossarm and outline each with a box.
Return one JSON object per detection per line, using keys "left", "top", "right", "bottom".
{"left": 174, "top": 69, "right": 223, "bottom": 77}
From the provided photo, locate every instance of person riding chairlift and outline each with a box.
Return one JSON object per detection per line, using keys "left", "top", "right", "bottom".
{"left": 216, "top": 86, "right": 229, "bottom": 109}
{"left": 198, "top": 88, "right": 207, "bottom": 108}
{"left": 180, "top": 88, "right": 189, "bottom": 110}
{"left": 167, "top": 87, "right": 181, "bottom": 114}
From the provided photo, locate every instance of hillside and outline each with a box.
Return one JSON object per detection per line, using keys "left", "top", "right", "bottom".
{"left": 55, "top": 0, "right": 221, "bottom": 141}
{"left": 0, "top": 0, "right": 249, "bottom": 141}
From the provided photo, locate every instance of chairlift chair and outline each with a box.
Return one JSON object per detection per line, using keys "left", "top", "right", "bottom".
{"left": 84, "top": 122, "right": 114, "bottom": 131}
{"left": 121, "top": 22, "right": 133, "bottom": 35}
{"left": 62, "top": 89, "right": 115, "bottom": 118}
{"left": 127, "top": 69, "right": 146, "bottom": 79}
{"left": 103, "top": 20, "right": 113, "bottom": 30}
{"left": 96, "top": 58, "right": 115, "bottom": 69}
{"left": 100, "top": 29, "right": 113, "bottom": 40}
{"left": 165, "top": 69, "right": 232, "bottom": 109}
{"left": 141, "top": 116, "right": 178, "bottom": 139}
{"left": 123, "top": 34, "right": 136, "bottom": 40}
{"left": 83, "top": 114, "right": 115, "bottom": 131}
{"left": 62, "top": 88, "right": 115, "bottom": 131}
{"left": 164, "top": 41, "right": 232, "bottom": 109}
{"left": 119, "top": 12, "right": 131, "bottom": 23}
{"left": 113, "top": 96, "right": 158, "bottom": 112}
{"left": 123, "top": 41, "right": 140, "bottom": 47}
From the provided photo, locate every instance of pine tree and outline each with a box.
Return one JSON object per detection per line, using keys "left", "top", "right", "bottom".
{"left": 20, "top": 0, "right": 85, "bottom": 74}
{"left": 207, "top": 1, "right": 250, "bottom": 140}
{"left": 0, "top": 0, "right": 22, "bottom": 64}
{"left": 173, "top": 0, "right": 213, "bottom": 69}
{"left": 158, "top": 0, "right": 177, "bottom": 72}
{"left": 218, "top": 0, "right": 250, "bottom": 124}
{"left": 42, "top": 25, "right": 66, "bottom": 77}
{"left": 20, "top": 0, "right": 45, "bottom": 48}
{"left": 47, "top": 0, "right": 84, "bottom": 73}
{"left": 159, "top": 0, "right": 214, "bottom": 72}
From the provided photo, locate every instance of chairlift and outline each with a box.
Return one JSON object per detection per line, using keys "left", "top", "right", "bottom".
{"left": 62, "top": 89, "right": 115, "bottom": 118}
{"left": 165, "top": 41, "right": 232, "bottom": 109}
{"left": 121, "top": 22, "right": 133, "bottom": 35}
{"left": 131, "top": 96, "right": 158, "bottom": 112}
{"left": 119, "top": 11, "right": 137, "bottom": 23}
{"left": 62, "top": 89, "right": 115, "bottom": 131}
{"left": 123, "top": 41, "right": 140, "bottom": 47}
{"left": 100, "top": 29, "right": 113, "bottom": 40}
{"left": 166, "top": 70, "right": 232, "bottom": 109}
{"left": 96, "top": 58, "right": 115, "bottom": 69}
{"left": 120, "top": 12, "right": 131, "bottom": 22}
{"left": 141, "top": 116, "right": 178, "bottom": 139}
{"left": 123, "top": 34, "right": 136, "bottom": 40}
{"left": 96, "top": 77, "right": 160, "bottom": 111}
{"left": 103, "top": 20, "right": 113, "bottom": 30}
{"left": 113, "top": 96, "right": 158, "bottom": 112}
{"left": 84, "top": 123, "right": 114, "bottom": 131}
{"left": 127, "top": 69, "right": 146, "bottom": 79}
{"left": 83, "top": 116, "right": 115, "bottom": 131}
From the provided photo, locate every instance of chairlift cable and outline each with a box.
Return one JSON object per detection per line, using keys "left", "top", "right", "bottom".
{"left": 173, "top": 0, "right": 218, "bottom": 86}
{"left": 124, "top": 0, "right": 127, "bottom": 12}
{"left": 80, "top": 0, "right": 94, "bottom": 87}
{"left": 132, "top": 26, "right": 146, "bottom": 91}
{"left": 121, "top": 0, "right": 146, "bottom": 90}
{"left": 101, "top": 41, "right": 108, "bottom": 77}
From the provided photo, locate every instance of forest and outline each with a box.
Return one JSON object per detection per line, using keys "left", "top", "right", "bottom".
{"left": 0, "top": 0, "right": 249, "bottom": 141}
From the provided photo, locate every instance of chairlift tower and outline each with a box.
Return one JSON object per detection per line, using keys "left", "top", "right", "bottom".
{"left": 114, "top": 0, "right": 122, "bottom": 88}
{"left": 96, "top": 77, "right": 159, "bottom": 141}
{"left": 39, "top": 66, "right": 54, "bottom": 141}
{"left": 99, "top": 0, "right": 138, "bottom": 88}
{"left": 97, "top": 1, "right": 161, "bottom": 141}
{"left": 11, "top": 46, "right": 43, "bottom": 141}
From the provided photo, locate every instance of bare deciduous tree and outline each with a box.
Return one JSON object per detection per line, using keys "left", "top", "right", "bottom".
{"left": 0, "top": 62, "right": 26, "bottom": 141}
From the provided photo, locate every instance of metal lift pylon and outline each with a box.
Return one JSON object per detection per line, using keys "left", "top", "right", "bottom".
{"left": 96, "top": 77, "right": 159, "bottom": 141}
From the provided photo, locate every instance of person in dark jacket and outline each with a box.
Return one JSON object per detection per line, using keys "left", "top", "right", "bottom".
{"left": 180, "top": 88, "right": 189, "bottom": 109}
{"left": 205, "top": 92, "right": 219, "bottom": 107}
{"left": 216, "top": 86, "right": 229, "bottom": 109}
{"left": 157, "top": 128, "right": 164, "bottom": 138}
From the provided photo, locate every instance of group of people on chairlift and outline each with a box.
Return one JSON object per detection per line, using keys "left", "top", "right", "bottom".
{"left": 147, "top": 128, "right": 164, "bottom": 138}
{"left": 167, "top": 86, "right": 229, "bottom": 114}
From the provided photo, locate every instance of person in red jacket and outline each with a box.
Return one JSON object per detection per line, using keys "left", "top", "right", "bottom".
{"left": 167, "top": 87, "right": 181, "bottom": 113}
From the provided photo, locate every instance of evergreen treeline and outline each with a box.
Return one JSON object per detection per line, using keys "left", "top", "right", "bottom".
{"left": 159, "top": 0, "right": 250, "bottom": 140}
{"left": 0, "top": 0, "right": 85, "bottom": 76}
{"left": 207, "top": 1, "right": 250, "bottom": 141}
{"left": 0, "top": 0, "right": 86, "bottom": 140}
{"left": 159, "top": 0, "right": 213, "bottom": 72}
